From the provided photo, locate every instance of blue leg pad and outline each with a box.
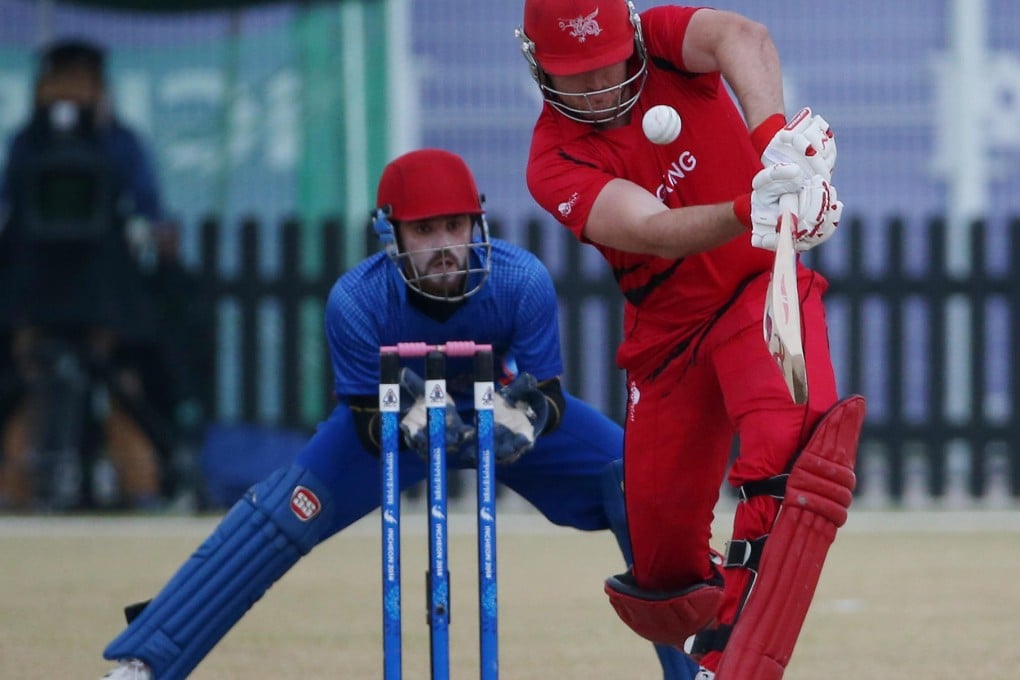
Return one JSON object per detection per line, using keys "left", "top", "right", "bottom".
{"left": 104, "top": 464, "right": 333, "bottom": 680}
{"left": 601, "top": 460, "right": 702, "bottom": 680}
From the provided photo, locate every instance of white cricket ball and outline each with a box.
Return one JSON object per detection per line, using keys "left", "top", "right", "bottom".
{"left": 642, "top": 105, "right": 682, "bottom": 145}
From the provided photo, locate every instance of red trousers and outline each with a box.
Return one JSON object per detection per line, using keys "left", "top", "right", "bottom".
{"left": 622, "top": 268, "right": 838, "bottom": 597}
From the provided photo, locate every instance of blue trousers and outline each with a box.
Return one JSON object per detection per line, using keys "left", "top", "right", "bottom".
{"left": 299, "top": 392, "right": 618, "bottom": 537}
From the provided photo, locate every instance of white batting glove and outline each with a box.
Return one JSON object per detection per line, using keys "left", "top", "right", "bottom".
{"left": 792, "top": 174, "right": 842, "bottom": 252}
{"left": 750, "top": 164, "right": 844, "bottom": 252}
{"left": 761, "top": 107, "right": 837, "bottom": 181}
{"left": 750, "top": 163, "right": 803, "bottom": 250}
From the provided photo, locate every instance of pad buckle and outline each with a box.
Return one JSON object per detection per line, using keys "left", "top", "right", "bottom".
{"left": 723, "top": 536, "right": 768, "bottom": 571}
{"left": 737, "top": 474, "right": 789, "bottom": 502}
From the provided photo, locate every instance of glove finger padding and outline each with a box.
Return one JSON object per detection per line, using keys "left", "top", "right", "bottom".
{"left": 750, "top": 163, "right": 804, "bottom": 251}
{"left": 761, "top": 107, "right": 837, "bottom": 181}
{"left": 491, "top": 373, "right": 549, "bottom": 464}
{"left": 793, "top": 175, "right": 843, "bottom": 252}
{"left": 398, "top": 367, "right": 475, "bottom": 458}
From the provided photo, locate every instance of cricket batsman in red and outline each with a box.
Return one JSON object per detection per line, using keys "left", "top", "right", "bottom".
{"left": 517, "top": 1, "right": 865, "bottom": 677}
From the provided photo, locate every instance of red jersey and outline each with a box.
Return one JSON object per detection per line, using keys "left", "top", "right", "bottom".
{"left": 526, "top": 6, "right": 774, "bottom": 374}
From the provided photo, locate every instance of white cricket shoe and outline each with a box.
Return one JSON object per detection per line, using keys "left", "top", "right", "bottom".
{"left": 101, "top": 659, "right": 152, "bottom": 679}
{"left": 695, "top": 668, "right": 715, "bottom": 680}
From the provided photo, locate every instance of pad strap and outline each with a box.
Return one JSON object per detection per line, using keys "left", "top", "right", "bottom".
{"left": 723, "top": 536, "right": 768, "bottom": 571}
{"left": 690, "top": 624, "right": 732, "bottom": 656}
{"left": 690, "top": 536, "right": 768, "bottom": 656}
{"left": 737, "top": 474, "right": 788, "bottom": 501}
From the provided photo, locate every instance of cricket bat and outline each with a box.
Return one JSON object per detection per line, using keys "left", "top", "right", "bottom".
{"left": 763, "top": 194, "right": 808, "bottom": 404}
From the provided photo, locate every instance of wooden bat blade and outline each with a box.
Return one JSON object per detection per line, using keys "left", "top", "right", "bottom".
{"left": 763, "top": 198, "right": 808, "bottom": 404}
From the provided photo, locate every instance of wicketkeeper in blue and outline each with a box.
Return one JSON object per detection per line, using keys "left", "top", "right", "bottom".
{"left": 101, "top": 148, "right": 706, "bottom": 679}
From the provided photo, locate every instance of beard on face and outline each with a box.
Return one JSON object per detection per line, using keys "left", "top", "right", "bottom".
{"left": 414, "top": 249, "right": 467, "bottom": 296}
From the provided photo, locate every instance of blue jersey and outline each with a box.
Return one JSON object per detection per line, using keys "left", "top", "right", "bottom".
{"left": 326, "top": 238, "right": 563, "bottom": 408}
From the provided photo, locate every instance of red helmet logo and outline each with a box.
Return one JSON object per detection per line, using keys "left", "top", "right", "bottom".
{"left": 560, "top": 8, "right": 604, "bottom": 43}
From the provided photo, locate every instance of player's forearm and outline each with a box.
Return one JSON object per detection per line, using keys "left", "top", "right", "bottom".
{"left": 642, "top": 203, "right": 747, "bottom": 259}
{"left": 586, "top": 201, "right": 742, "bottom": 260}
{"left": 595, "top": 207, "right": 745, "bottom": 259}
{"left": 586, "top": 179, "right": 742, "bottom": 259}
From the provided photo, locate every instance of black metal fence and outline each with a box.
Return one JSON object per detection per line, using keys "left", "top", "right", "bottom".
{"left": 817, "top": 216, "right": 1020, "bottom": 503}
{"left": 196, "top": 215, "right": 344, "bottom": 429}
{"left": 194, "top": 214, "right": 1020, "bottom": 504}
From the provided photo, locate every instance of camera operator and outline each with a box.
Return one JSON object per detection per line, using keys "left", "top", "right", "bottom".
{"left": 0, "top": 38, "right": 168, "bottom": 511}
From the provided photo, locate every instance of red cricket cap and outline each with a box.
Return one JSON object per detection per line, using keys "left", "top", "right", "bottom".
{"left": 376, "top": 149, "right": 482, "bottom": 222}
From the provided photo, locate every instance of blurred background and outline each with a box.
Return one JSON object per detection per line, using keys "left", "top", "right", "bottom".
{"left": 0, "top": 0, "right": 1017, "bottom": 512}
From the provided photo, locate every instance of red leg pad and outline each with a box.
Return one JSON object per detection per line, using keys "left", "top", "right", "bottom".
{"left": 604, "top": 573, "right": 724, "bottom": 647}
{"left": 714, "top": 395, "right": 866, "bottom": 680}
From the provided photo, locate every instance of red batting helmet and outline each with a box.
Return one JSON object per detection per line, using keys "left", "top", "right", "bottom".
{"left": 515, "top": 0, "right": 647, "bottom": 124}
{"left": 372, "top": 149, "right": 491, "bottom": 302}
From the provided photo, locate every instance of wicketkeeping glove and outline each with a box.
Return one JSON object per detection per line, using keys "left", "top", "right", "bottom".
{"left": 398, "top": 367, "right": 474, "bottom": 458}
{"left": 756, "top": 107, "right": 837, "bottom": 181}
{"left": 491, "top": 373, "right": 549, "bottom": 464}
{"left": 750, "top": 163, "right": 843, "bottom": 252}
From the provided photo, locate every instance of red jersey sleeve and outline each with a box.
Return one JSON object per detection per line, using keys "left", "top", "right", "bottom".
{"left": 525, "top": 112, "right": 614, "bottom": 243}
{"left": 641, "top": 6, "right": 704, "bottom": 72}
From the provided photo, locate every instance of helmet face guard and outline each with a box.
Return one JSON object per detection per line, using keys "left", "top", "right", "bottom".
{"left": 536, "top": 66, "right": 647, "bottom": 124}
{"left": 372, "top": 207, "right": 492, "bottom": 303}
{"left": 516, "top": 0, "right": 648, "bottom": 124}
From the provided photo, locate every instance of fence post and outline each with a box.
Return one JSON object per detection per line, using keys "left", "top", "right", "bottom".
{"left": 1010, "top": 218, "right": 1020, "bottom": 497}
{"left": 238, "top": 218, "right": 261, "bottom": 423}
{"left": 280, "top": 218, "right": 302, "bottom": 426}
